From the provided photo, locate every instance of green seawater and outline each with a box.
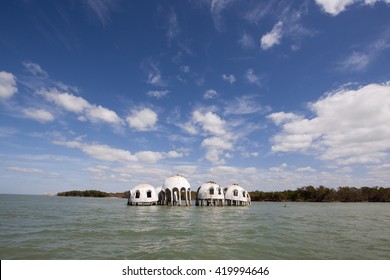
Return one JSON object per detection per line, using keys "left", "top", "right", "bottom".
{"left": 0, "top": 194, "right": 389, "bottom": 259}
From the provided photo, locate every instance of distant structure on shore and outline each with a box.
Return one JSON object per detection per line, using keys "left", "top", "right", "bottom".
{"left": 127, "top": 175, "right": 251, "bottom": 206}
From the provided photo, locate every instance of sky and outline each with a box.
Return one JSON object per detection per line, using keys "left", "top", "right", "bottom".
{"left": 1, "top": 0, "right": 390, "bottom": 195}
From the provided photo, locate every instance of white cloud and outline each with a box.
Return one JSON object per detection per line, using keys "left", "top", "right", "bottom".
{"left": 267, "top": 112, "right": 302, "bottom": 125}
{"left": 86, "top": 105, "right": 123, "bottom": 125}
{"left": 0, "top": 71, "right": 17, "bottom": 99}
{"left": 245, "top": 69, "right": 262, "bottom": 86}
{"left": 269, "top": 163, "right": 288, "bottom": 172}
{"left": 187, "top": 109, "right": 237, "bottom": 164}
{"left": 261, "top": 21, "right": 283, "bottom": 50}
{"left": 201, "top": 136, "right": 233, "bottom": 164}
{"left": 167, "top": 150, "right": 183, "bottom": 158}
{"left": 54, "top": 139, "right": 183, "bottom": 164}
{"left": 54, "top": 140, "right": 136, "bottom": 162}
{"left": 146, "top": 90, "right": 169, "bottom": 99}
{"left": 180, "top": 121, "right": 199, "bottom": 135}
{"left": 41, "top": 89, "right": 89, "bottom": 113}
{"left": 126, "top": 108, "right": 158, "bottom": 131}
{"left": 238, "top": 32, "right": 255, "bottom": 49}
{"left": 23, "top": 108, "right": 55, "bottom": 123}
{"left": 269, "top": 82, "right": 390, "bottom": 165}
{"left": 192, "top": 110, "right": 226, "bottom": 136}
{"left": 7, "top": 166, "right": 45, "bottom": 174}
{"left": 295, "top": 166, "right": 317, "bottom": 173}
{"left": 40, "top": 88, "right": 123, "bottom": 126}
{"left": 315, "top": 0, "right": 355, "bottom": 15}
{"left": 203, "top": 89, "right": 218, "bottom": 99}
{"left": 315, "top": 0, "right": 390, "bottom": 16}
{"left": 201, "top": 136, "right": 233, "bottom": 150}
{"left": 222, "top": 74, "right": 236, "bottom": 84}
{"left": 134, "top": 151, "right": 163, "bottom": 164}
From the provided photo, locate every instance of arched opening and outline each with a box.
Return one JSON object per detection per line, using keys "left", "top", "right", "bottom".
{"left": 172, "top": 187, "right": 180, "bottom": 205}
{"left": 165, "top": 189, "right": 172, "bottom": 205}
{"left": 209, "top": 187, "right": 214, "bottom": 195}
{"left": 147, "top": 190, "right": 152, "bottom": 198}
{"left": 180, "top": 187, "right": 188, "bottom": 206}
{"left": 135, "top": 190, "right": 140, "bottom": 199}
{"left": 233, "top": 189, "right": 238, "bottom": 197}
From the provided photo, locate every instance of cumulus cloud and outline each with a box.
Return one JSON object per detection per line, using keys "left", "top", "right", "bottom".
{"left": 40, "top": 88, "right": 122, "bottom": 125}
{"left": 261, "top": 21, "right": 283, "bottom": 50}
{"left": 222, "top": 74, "right": 236, "bottom": 84}
{"left": 202, "top": 136, "right": 233, "bottom": 150}
{"left": 203, "top": 89, "right": 218, "bottom": 99}
{"left": 126, "top": 108, "right": 158, "bottom": 131}
{"left": 54, "top": 139, "right": 182, "bottom": 164}
{"left": 0, "top": 71, "right": 17, "bottom": 99}
{"left": 315, "top": 0, "right": 390, "bottom": 16}
{"left": 315, "top": 0, "right": 355, "bottom": 15}
{"left": 268, "top": 82, "right": 390, "bottom": 165}
{"left": 186, "top": 109, "right": 235, "bottom": 164}
{"left": 86, "top": 105, "right": 123, "bottom": 125}
{"left": 192, "top": 110, "right": 226, "bottom": 136}
{"left": 41, "top": 89, "right": 89, "bottom": 113}
{"left": 23, "top": 108, "right": 55, "bottom": 123}
{"left": 267, "top": 112, "right": 303, "bottom": 125}
{"left": 269, "top": 163, "right": 287, "bottom": 172}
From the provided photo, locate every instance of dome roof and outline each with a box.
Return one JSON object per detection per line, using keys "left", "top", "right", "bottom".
{"left": 133, "top": 183, "right": 155, "bottom": 190}
{"left": 196, "top": 181, "right": 224, "bottom": 200}
{"left": 224, "top": 183, "right": 251, "bottom": 202}
{"left": 129, "top": 183, "right": 158, "bottom": 203}
{"left": 162, "top": 175, "right": 191, "bottom": 191}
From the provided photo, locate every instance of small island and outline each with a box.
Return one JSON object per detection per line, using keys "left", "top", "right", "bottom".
{"left": 57, "top": 186, "right": 390, "bottom": 202}
{"left": 57, "top": 190, "right": 127, "bottom": 198}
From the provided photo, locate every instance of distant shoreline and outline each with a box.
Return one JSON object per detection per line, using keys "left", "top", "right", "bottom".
{"left": 57, "top": 186, "right": 390, "bottom": 202}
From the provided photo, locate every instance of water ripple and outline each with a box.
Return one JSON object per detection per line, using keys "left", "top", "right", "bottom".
{"left": 1, "top": 195, "right": 390, "bottom": 259}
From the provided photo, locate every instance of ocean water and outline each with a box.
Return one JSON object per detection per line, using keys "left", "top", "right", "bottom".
{"left": 0, "top": 194, "right": 389, "bottom": 260}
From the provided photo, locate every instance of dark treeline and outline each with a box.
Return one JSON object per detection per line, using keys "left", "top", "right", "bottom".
{"left": 57, "top": 186, "right": 390, "bottom": 202}
{"left": 57, "top": 190, "right": 127, "bottom": 198}
{"left": 249, "top": 186, "right": 390, "bottom": 202}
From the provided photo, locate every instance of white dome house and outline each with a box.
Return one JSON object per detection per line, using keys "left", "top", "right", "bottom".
{"left": 224, "top": 183, "right": 251, "bottom": 206}
{"left": 127, "top": 184, "right": 158, "bottom": 206}
{"left": 158, "top": 175, "right": 191, "bottom": 206}
{"left": 196, "top": 181, "right": 224, "bottom": 206}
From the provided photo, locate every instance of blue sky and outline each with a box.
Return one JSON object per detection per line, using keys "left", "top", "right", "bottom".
{"left": 1, "top": 0, "right": 390, "bottom": 194}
